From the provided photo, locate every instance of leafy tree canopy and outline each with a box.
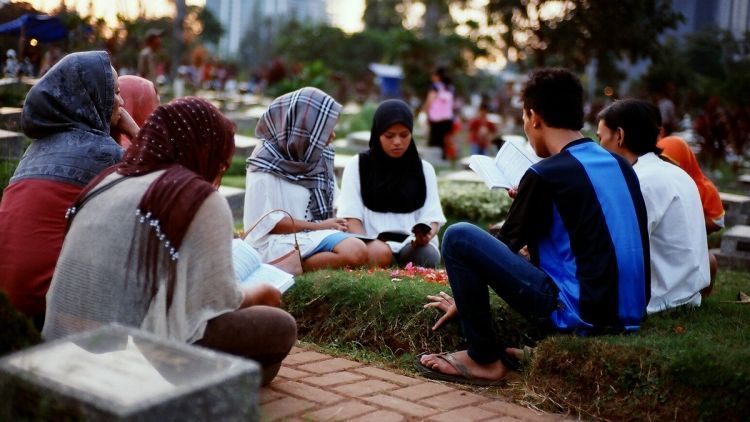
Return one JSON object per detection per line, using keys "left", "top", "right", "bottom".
{"left": 474, "top": 0, "right": 683, "bottom": 85}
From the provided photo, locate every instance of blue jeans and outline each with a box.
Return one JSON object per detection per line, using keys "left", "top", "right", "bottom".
{"left": 442, "top": 222, "right": 559, "bottom": 364}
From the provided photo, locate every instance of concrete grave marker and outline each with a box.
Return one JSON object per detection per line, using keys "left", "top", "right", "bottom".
{"left": 0, "top": 324, "right": 260, "bottom": 421}
{"left": 0, "top": 107, "right": 23, "bottom": 131}
{"left": 719, "top": 192, "right": 750, "bottom": 226}
{"left": 714, "top": 225, "right": 750, "bottom": 270}
{"left": 0, "top": 129, "right": 25, "bottom": 161}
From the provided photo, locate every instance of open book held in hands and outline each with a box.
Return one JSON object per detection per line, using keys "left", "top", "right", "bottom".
{"left": 232, "top": 239, "right": 294, "bottom": 293}
{"left": 469, "top": 137, "right": 541, "bottom": 190}
{"left": 355, "top": 223, "right": 431, "bottom": 254}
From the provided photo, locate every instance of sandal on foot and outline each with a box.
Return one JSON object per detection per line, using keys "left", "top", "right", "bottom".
{"left": 414, "top": 352, "right": 506, "bottom": 386}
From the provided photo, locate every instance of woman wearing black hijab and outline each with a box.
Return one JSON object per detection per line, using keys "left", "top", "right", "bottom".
{"left": 338, "top": 100, "right": 447, "bottom": 268}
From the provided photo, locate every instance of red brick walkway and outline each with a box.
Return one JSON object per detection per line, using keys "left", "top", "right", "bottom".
{"left": 260, "top": 345, "right": 569, "bottom": 421}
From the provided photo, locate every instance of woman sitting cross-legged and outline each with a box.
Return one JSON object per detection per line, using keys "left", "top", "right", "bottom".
{"left": 42, "top": 97, "right": 297, "bottom": 386}
{"left": 0, "top": 51, "right": 138, "bottom": 328}
{"left": 243, "top": 87, "right": 374, "bottom": 271}
{"left": 337, "top": 99, "right": 446, "bottom": 268}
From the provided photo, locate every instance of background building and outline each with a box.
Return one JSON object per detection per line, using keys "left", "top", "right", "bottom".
{"left": 205, "top": 0, "right": 330, "bottom": 59}
{"left": 671, "top": 0, "right": 750, "bottom": 39}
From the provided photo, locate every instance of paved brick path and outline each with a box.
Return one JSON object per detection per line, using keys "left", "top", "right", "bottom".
{"left": 259, "top": 345, "right": 569, "bottom": 421}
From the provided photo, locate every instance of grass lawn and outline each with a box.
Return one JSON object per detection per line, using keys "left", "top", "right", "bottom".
{"left": 285, "top": 268, "right": 750, "bottom": 421}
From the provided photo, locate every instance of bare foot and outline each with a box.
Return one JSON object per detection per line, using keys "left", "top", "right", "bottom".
{"left": 419, "top": 350, "right": 507, "bottom": 381}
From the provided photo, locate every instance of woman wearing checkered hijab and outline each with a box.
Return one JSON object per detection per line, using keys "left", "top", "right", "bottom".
{"left": 243, "top": 87, "right": 372, "bottom": 271}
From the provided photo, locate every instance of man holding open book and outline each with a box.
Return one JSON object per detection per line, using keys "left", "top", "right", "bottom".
{"left": 416, "top": 68, "right": 650, "bottom": 386}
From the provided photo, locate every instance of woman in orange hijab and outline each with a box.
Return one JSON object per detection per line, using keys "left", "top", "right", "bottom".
{"left": 117, "top": 75, "right": 160, "bottom": 148}
{"left": 658, "top": 136, "right": 725, "bottom": 233}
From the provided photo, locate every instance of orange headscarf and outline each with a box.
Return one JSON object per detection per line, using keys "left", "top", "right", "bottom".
{"left": 658, "top": 136, "right": 725, "bottom": 223}
{"left": 118, "top": 75, "right": 159, "bottom": 148}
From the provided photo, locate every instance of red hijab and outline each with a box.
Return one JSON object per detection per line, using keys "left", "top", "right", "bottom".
{"left": 118, "top": 75, "right": 160, "bottom": 148}
{"left": 75, "top": 97, "right": 235, "bottom": 307}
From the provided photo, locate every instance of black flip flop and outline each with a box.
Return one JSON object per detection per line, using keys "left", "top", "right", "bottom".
{"left": 414, "top": 352, "right": 506, "bottom": 386}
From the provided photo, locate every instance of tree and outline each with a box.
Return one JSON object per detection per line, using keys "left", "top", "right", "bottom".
{"left": 475, "top": 0, "right": 683, "bottom": 86}
{"left": 363, "top": 0, "right": 404, "bottom": 31}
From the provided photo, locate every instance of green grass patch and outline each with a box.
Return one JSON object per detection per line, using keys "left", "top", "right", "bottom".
{"left": 220, "top": 175, "right": 246, "bottom": 189}
{"left": 285, "top": 268, "right": 750, "bottom": 421}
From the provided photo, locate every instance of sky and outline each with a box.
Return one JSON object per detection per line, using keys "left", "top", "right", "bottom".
{"left": 18, "top": 0, "right": 367, "bottom": 33}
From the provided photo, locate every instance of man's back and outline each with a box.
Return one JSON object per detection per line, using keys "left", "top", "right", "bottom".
{"left": 634, "top": 152, "right": 709, "bottom": 313}
{"left": 500, "top": 138, "right": 649, "bottom": 333}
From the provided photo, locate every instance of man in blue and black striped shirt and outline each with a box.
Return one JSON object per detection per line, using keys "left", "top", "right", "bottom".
{"left": 417, "top": 68, "right": 650, "bottom": 386}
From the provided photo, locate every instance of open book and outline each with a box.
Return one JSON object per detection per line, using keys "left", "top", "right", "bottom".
{"left": 468, "top": 137, "right": 541, "bottom": 190}
{"left": 231, "top": 239, "right": 294, "bottom": 293}
{"left": 355, "top": 223, "right": 431, "bottom": 254}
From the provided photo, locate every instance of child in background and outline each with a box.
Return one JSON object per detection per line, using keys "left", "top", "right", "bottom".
{"left": 468, "top": 103, "right": 497, "bottom": 156}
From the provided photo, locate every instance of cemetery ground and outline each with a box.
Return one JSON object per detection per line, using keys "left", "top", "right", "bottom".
{"left": 2, "top": 267, "right": 748, "bottom": 420}
{"left": 1, "top": 96, "right": 748, "bottom": 420}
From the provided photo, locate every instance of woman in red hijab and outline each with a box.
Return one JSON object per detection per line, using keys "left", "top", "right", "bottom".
{"left": 43, "top": 97, "right": 296, "bottom": 385}
{"left": 116, "top": 75, "right": 160, "bottom": 148}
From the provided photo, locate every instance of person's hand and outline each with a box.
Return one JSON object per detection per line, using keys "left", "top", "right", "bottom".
{"left": 518, "top": 245, "right": 530, "bottom": 259}
{"left": 321, "top": 218, "right": 349, "bottom": 232}
{"left": 242, "top": 283, "right": 282, "bottom": 308}
{"left": 507, "top": 188, "right": 518, "bottom": 199}
{"left": 424, "top": 291, "right": 458, "bottom": 331}
{"left": 112, "top": 108, "right": 140, "bottom": 140}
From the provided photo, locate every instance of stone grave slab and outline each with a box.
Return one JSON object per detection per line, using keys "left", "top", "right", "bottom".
{"left": 0, "top": 129, "right": 25, "bottom": 161}
{"left": 715, "top": 225, "right": 750, "bottom": 270}
{"left": 219, "top": 185, "right": 246, "bottom": 222}
{"left": 458, "top": 156, "right": 472, "bottom": 170}
{"left": 0, "top": 107, "right": 23, "bottom": 131}
{"left": 226, "top": 107, "right": 267, "bottom": 133}
{"left": 0, "top": 324, "right": 260, "bottom": 421}
{"left": 719, "top": 192, "right": 750, "bottom": 226}
{"left": 439, "top": 169, "right": 484, "bottom": 184}
{"left": 346, "top": 131, "right": 371, "bottom": 149}
{"left": 419, "top": 145, "right": 446, "bottom": 166}
{"left": 234, "top": 134, "right": 259, "bottom": 158}
{"left": 334, "top": 154, "right": 354, "bottom": 179}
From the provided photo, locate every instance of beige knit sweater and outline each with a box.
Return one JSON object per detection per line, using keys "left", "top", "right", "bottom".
{"left": 42, "top": 171, "right": 243, "bottom": 343}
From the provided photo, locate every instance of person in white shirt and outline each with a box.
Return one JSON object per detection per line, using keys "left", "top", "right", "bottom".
{"left": 597, "top": 98, "right": 710, "bottom": 313}
{"left": 338, "top": 99, "right": 447, "bottom": 268}
{"left": 243, "top": 87, "right": 374, "bottom": 271}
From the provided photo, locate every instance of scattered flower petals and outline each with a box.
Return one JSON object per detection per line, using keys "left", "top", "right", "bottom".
{"left": 343, "top": 265, "right": 449, "bottom": 284}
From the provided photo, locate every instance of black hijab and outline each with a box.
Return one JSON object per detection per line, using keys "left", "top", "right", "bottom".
{"left": 359, "top": 99, "right": 426, "bottom": 213}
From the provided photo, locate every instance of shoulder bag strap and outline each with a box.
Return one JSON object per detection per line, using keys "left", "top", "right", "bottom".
{"left": 65, "top": 175, "right": 131, "bottom": 232}
{"left": 243, "top": 209, "right": 300, "bottom": 252}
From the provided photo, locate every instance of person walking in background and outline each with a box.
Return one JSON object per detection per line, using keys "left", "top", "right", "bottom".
{"left": 467, "top": 102, "right": 497, "bottom": 156}
{"left": 338, "top": 99, "right": 446, "bottom": 268}
{"left": 597, "top": 99, "right": 711, "bottom": 313}
{"left": 0, "top": 51, "right": 138, "bottom": 328}
{"left": 422, "top": 67, "right": 455, "bottom": 160}
{"left": 137, "top": 28, "right": 163, "bottom": 85}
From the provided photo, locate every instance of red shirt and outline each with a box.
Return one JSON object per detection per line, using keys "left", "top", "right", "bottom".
{"left": 0, "top": 179, "right": 82, "bottom": 317}
{"left": 468, "top": 117, "right": 497, "bottom": 148}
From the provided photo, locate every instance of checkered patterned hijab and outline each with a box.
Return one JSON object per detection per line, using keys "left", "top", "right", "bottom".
{"left": 247, "top": 87, "right": 342, "bottom": 221}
